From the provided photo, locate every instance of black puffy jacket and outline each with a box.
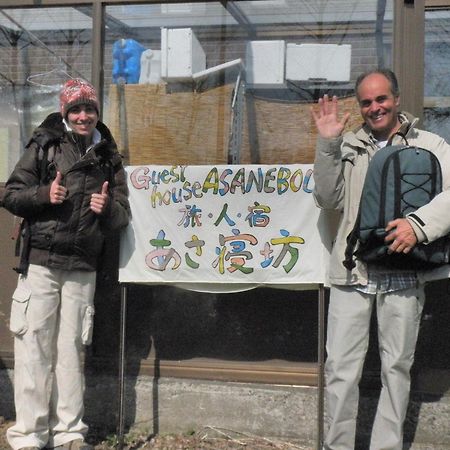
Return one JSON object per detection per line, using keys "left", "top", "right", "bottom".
{"left": 3, "top": 112, "right": 130, "bottom": 272}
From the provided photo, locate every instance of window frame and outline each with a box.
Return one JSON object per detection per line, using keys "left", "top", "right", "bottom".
{"left": 0, "top": 0, "right": 433, "bottom": 387}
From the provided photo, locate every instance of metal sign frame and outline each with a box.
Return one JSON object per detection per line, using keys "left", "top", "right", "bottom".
{"left": 116, "top": 282, "right": 326, "bottom": 450}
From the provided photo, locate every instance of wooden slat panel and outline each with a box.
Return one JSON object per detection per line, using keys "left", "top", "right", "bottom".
{"left": 87, "top": 355, "right": 320, "bottom": 386}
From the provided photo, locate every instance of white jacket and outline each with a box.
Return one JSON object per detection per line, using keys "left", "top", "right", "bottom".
{"left": 313, "top": 112, "right": 450, "bottom": 285}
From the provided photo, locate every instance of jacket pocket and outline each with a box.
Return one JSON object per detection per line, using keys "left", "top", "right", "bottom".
{"left": 10, "top": 285, "right": 31, "bottom": 335}
{"left": 81, "top": 305, "right": 95, "bottom": 345}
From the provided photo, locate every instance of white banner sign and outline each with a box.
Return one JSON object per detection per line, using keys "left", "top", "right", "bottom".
{"left": 119, "top": 165, "right": 330, "bottom": 292}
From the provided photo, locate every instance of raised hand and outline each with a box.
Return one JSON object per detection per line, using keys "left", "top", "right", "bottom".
{"left": 50, "top": 171, "right": 68, "bottom": 204}
{"left": 311, "top": 94, "right": 350, "bottom": 139}
{"left": 90, "top": 181, "right": 109, "bottom": 215}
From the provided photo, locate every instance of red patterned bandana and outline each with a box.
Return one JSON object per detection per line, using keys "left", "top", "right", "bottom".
{"left": 60, "top": 78, "right": 100, "bottom": 118}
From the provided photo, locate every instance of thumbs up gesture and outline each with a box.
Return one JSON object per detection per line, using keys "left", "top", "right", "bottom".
{"left": 90, "top": 181, "right": 109, "bottom": 215}
{"left": 50, "top": 171, "right": 68, "bottom": 204}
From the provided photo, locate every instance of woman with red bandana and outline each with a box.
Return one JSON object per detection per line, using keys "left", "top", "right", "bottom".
{"left": 3, "top": 79, "right": 130, "bottom": 450}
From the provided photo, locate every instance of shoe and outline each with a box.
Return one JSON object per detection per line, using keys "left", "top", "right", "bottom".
{"left": 52, "top": 440, "right": 93, "bottom": 450}
{"left": 21, "top": 447, "right": 40, "bottom": 450}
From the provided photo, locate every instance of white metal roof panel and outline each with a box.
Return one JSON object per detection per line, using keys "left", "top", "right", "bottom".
{"left": 0, "top": 0, "right": 394, "bottom": 31}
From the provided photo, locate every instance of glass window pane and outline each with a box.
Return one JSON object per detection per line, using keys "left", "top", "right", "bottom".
{"left": 422, "top": 8, "right": 450, "bottom": 375}
{"left": 0, "top": 7, "right": 92, "bottom": 181}
{"left": 103, "top": 0, "right": 393, "bottom": 166}
{"left": 100, "top": 0, "right": 393, "bottom": 369}
{"left": 424, "top": 9, "right": 450, "bottom": 141}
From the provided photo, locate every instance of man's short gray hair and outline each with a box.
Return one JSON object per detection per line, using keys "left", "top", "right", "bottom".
{"left": 355, "top": 68, "right": 400, "bottom": 99}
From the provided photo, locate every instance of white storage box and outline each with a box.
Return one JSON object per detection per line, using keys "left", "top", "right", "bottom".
{"left": 139, "top": 49, "right": 162, "bottom": 84}
{"left": 286, "top": 44, "right": 351, "bottom": 82}
{"left": 245, "top": 40, "right": 286, "bottom": 87}
{"left": 161, "top": 27, "right": 206, "bottom": 81}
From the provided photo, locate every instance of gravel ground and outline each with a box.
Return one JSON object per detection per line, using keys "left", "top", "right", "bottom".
{"left": 0, "top": 417, "right": 311, "bottom": 449}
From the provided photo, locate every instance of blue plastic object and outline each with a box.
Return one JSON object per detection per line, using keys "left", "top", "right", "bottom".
{"left": 112, "top": 39, "right": 146, "bottom": 84}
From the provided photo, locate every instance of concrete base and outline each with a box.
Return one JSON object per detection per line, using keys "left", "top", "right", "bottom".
{"left": 81, "top": 373, "right": 450, "bottom": 449}
{"left": 0, "top": 370, "right": 449, "bottom": 449}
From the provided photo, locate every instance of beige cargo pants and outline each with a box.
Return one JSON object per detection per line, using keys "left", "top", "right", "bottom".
{"left": 324, "top": 284, "right": 425, "bottom": 450}
{"left": 7, "top": 264, "right": 96, "bottom": 450}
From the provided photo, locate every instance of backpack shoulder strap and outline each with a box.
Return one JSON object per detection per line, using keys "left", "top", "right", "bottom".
{"left": 13, "top": 143, "right": 55, "bottom": 275}
{"left": 37, "top": 144, "right": 55, "bottom": 185}
{"left": 102, "top": 151, "right": 123, "bottom": 188}
{"left": 387, "top": 131, "right": 409, "bottom": 146}
{"left": 343, "top": 207, "right": 361, "bottom": 271}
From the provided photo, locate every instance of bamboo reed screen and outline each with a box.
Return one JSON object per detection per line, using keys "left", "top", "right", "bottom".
{"left": 107, "top": 83, "right": 361, "bottom": 166}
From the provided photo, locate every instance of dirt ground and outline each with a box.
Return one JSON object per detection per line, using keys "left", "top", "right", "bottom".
{"left": 0, "top": 417, "right": 310, "bottom": 449}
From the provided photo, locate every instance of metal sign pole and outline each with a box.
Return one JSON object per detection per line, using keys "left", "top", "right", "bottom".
{"left": 117, "top": 283, "right": 128, "bottom": 450}
{"left": 317, "top": 284, "right": 326, "bottom": 450}
{"left": 115, "top": 282, "right": 326, "bottom": 448}
{"left": 227, "top": 71, "right": 245, "bottom": 164}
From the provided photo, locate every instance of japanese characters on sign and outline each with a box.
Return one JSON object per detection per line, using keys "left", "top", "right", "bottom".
{"left": 119, "top": 165, "right": 330, "bottom": 291}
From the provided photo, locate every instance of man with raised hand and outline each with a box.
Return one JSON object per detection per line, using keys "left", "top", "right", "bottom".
{"left": 311, "top": 69, "right": 450, "bottom": 450}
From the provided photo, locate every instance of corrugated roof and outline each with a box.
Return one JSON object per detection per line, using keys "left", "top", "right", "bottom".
{"left": 0, "top": 0, "right": 394, "bottom": 32}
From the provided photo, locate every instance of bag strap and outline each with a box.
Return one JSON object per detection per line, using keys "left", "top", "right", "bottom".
{"left": 13, "top": 219, "right": 31, "bottom": 274}
{"left": 387, "top": 131, "right": 409, "bottom": 146}
{"left": 342, "top": 207, "right": 361, "bottom": 271}
{"left": 13, "top": 144, "right": 54, "bottom": 275}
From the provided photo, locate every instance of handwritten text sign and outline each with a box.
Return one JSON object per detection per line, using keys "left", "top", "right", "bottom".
{"left": 119, "top": 165, "right": 329, "bottom": 291}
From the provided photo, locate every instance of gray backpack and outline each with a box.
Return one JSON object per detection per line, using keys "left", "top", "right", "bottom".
{"left": 343, "top": 144, "right": 450, "bottom": 270}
